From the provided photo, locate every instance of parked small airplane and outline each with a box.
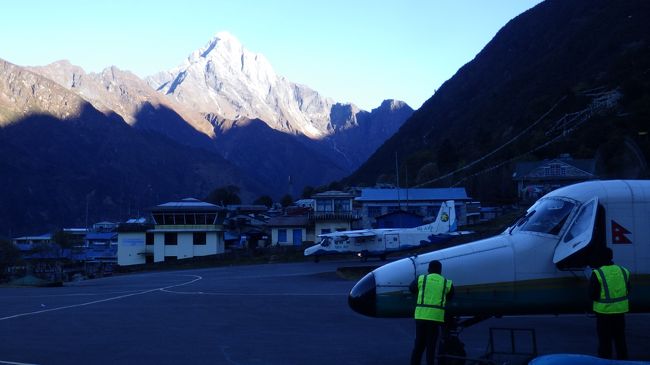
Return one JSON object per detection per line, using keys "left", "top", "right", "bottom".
{"left": 348, "top": 180, "right": 650, "bottom": 355}
{"left": 304, "top": 200, "right": 459, "bottom": 261}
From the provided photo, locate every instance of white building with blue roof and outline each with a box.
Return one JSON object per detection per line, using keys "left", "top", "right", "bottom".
{"left": 355, "top": 188, "right": 473, "bottom": 228}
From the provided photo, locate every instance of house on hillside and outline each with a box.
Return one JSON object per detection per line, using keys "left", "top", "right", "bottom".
{"left": 309, "top": 191, "right": 360, "bottom": 235}
{"left": 83, "top": 227, "right": 119, "bottom": 277}
{"left": 266, "top": 215, "right": 309, "bottom": 246}
{"left": 224, "top": 204, "right": 271, "bottom": 249}
{"left": 513, "top": 154, "right": 596, "bottom": 202}
{"left": 355, "top": 188, "right": 473, "bottom": 228}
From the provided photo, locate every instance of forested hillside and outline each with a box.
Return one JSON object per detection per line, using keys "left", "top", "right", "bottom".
{"left": 346, "top": 0, "right": 650, "bottom": 203}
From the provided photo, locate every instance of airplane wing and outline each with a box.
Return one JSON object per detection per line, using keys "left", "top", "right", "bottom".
{"left": 344, "top": 230, "right": 376, "bottom": 238}
{"left": 317, "top": 230, "right": 376, "bottom": 239}
{"left": 446, "top": 230, "right": 474, "bottom": 236}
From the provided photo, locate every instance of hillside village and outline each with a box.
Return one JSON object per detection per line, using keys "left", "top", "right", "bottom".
{"left": 2, "top": 154, "right": 598, "bottom": 284}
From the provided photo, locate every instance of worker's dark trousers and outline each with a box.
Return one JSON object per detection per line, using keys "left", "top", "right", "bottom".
{"left": 411, "top": 319, "right": 440, "bottom": 365}
{"left": 596, "top": 313, "right": 628, "bottom": 360}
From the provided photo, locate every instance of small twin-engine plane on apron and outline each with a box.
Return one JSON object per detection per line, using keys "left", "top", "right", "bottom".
{"left": 349, "top": 180, "right": 650, "bottom": 353}
{"left": 304, "top": 200, "right": 461, "bottom": 261}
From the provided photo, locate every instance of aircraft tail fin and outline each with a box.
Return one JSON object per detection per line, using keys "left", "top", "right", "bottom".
{"left": 413, "top": 200, "right": 456, "bottom": 234}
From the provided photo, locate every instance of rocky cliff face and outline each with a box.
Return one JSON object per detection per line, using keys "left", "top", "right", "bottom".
{"left": 0, "top": 58, "right": 263, "bottom": 235}
{"left": 29, "top": 61, "right": 216, "bottom": 149}
{"left": 0, "top": 31, "right": 415, "bottom": 234}
{"left": 144, "top": 31, "right": 414, "bottom": 173}
{"left": 0, "top": 59, "right": 87, "bottom": 125}
{"left": 320, "top": 99, "right": 414, "bottom": 170}
{"left": 147, "top": 32, "right": 336, "bottom": 138}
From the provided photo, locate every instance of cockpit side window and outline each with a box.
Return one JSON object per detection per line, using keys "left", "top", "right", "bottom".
{"left": 518, "top": 198, "right": 576, "bottom": 235}
{"left": 563, "top": 200, "right": 596, "bottom": 242}
{"left": 320, "top": 237, "right": 331, "bottom": 247}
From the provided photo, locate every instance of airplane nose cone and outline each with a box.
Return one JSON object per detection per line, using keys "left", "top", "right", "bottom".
{"left": 348, "top": 272, "right": 376, "bottom": 317}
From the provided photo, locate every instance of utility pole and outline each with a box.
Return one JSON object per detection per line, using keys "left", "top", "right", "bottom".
{"left": 395, "top": 153, "right": 400, "bottom": 210}
{"left": 85, "top": 194, "right": 89, "bottom": 229}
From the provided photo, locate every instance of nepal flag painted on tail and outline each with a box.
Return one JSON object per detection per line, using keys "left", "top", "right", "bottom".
{"left": 611, "top": 220, "right": 632, "bottom": 244}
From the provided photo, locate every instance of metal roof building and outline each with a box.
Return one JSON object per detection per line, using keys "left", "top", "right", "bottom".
{"left": 354, "top": 187, "right": 472, "bottom": 228}
{"left": 355, "top": 188, "right": 470, "bottom": 202}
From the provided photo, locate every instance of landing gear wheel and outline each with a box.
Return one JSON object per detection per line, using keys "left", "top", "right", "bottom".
{"left": 438, "top": 335, "right": 466, "bottom": 365}
{"left": 439, "top": 316, "right": 466, "bottom": 365}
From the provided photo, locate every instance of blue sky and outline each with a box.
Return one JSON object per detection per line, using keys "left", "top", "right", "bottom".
{"left": 1, "top": 0, "right": 543, "bottom": 110}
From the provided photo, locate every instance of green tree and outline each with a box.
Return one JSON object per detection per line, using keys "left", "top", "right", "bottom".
{"left": 0, "top": 238, "right": 21, "bottom": 282}
{"left": 415, "top": 162, "right": 440, "bottom": 185}
{"left": 327, "top": 181, "right": 344, "bottom": 191}
{"left": 436, "top": 138, "right": 459, "bottom": 173}
{"left": 51, "top": 229, "right": 85, "bottom": 282}
{"left": 376, "top": 173, "right": 396, "bottom": 186}
{"left": 280, "top": 194, "right": 294, "bottom": 207}
{"left": 253, "top": 195, "right": 273, "bottom": 208}
{"left": 301, "top": 185, "right": 315, "bottom": 199}
{"left": 52, "top": 230, "right": 73, "bottom": 249}
{"left": 206, "top": 185, "right": 241, "bottom": 206}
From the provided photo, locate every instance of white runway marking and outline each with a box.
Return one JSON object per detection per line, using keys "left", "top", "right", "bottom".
{"left": 0, "top": 360, "right": 41, "bottom": 365}
{"left": 0, "top": 275, "right": 202, "bottom": 322}
{"left": 0, "top": 290, "right": 147, "bottom": 299}
{"left": 160, "top": 289, "right": 344, "bottom": 296}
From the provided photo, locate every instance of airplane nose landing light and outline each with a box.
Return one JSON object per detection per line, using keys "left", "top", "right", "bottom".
{"left": 348, "top": 272, "right": 377, "bottom": 317}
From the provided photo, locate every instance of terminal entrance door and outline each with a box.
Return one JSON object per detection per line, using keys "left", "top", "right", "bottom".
{"left": 292, "top": 229, "right": 303, "bottom": 246}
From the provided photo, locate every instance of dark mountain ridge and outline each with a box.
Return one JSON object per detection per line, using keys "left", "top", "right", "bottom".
{"left": 25, "top": 59, "right": 413, "bottom": 201}
{"left": 0, "top": 62, "right": 266, "bottom": 236}
{"left": 347, "top": 0, "right": 650, "bottom": 202}
{"left": 0, "top": 105, "right": 265, "bottom": 236}
{"left": 0, "top": 51, "right": 411, "bottom": 235}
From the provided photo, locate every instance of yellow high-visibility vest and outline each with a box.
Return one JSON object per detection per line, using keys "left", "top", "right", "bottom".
{"left": 414, "top": 273, "right": 452, "bottom": 322}
{"left": 593, "top": 264, "right": 630, "bottom": 314}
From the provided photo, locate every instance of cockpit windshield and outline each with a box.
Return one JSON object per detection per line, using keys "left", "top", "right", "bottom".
{"left": 320, "top": 237, "right": 332, "bottom": 247}
{"left": 513, "top": 198, "right": 576, "bottom": 236}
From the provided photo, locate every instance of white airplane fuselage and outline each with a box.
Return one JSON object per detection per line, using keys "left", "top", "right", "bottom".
{"left": 305, "top": 200, "right": 457, "bottom": 259}
{"left": 349, "top": 180, "right": 650, "bottom": 318}
{"left": 304, "top": 229, "right": 454, "bottom": 258}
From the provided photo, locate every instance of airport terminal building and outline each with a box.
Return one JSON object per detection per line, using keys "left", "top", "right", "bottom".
{"left": 118, "top": 198, "right": 227, "bottom": 266}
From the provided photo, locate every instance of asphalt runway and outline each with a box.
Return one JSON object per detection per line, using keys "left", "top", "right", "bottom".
{"left": 1, "top": 261, "right": 649, "bottom": 365}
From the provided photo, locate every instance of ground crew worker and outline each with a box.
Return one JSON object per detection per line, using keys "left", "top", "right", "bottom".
{"left": 409, "top": 260, "right": 454, "bottom": 365}
{"left": 590, "top": 247, "right": 630, "bottom": 359}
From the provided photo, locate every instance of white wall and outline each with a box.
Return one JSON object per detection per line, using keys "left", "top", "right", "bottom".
{"left": 176, "top": 233, "right": 193, "bottom": 259}
{"left": 154, "top": 233, "right": 165, "bottom": 263}
{"left": 193, "top": 232, "right": 223, "bottom": 256}
{"left": 315, "top": 222, "right": 350, "bottom": 236}
{"left": 122, "top": 230, "right": 225, "bottom": 265}
{"left": 272, "top": 228, "right": 285, "bottom": 246}
{"left": 117, "top": 232, "right": 146, "bottom": 266}
{"left": 272, "top": 227, "right": 306, "bottom": 246}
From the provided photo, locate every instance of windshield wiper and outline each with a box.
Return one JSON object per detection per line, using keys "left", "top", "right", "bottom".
{"left": 508, "top": 210, "right": 535, "bottom": 235}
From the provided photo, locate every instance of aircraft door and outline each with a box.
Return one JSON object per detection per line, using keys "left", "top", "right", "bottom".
{"left": 385, "top": 233, "right": 400, "bottom": 250}
{"left": 553, "top": 197, "right": 598, "bottom": 264}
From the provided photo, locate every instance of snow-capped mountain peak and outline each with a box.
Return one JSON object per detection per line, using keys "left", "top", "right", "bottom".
{"left": 146, "top": 31, "right": 335, "bottom": 138}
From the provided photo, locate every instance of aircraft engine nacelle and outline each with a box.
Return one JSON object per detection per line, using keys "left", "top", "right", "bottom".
{"left": 349, "top": 235, "right": 522, "bottom": 318}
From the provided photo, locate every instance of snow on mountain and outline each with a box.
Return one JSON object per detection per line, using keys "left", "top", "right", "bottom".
{"left": 29, "top": 60, "right": 215, "bottom": 138}
{"left": 146, "top": 31, "right": 338, "bottom": 139}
